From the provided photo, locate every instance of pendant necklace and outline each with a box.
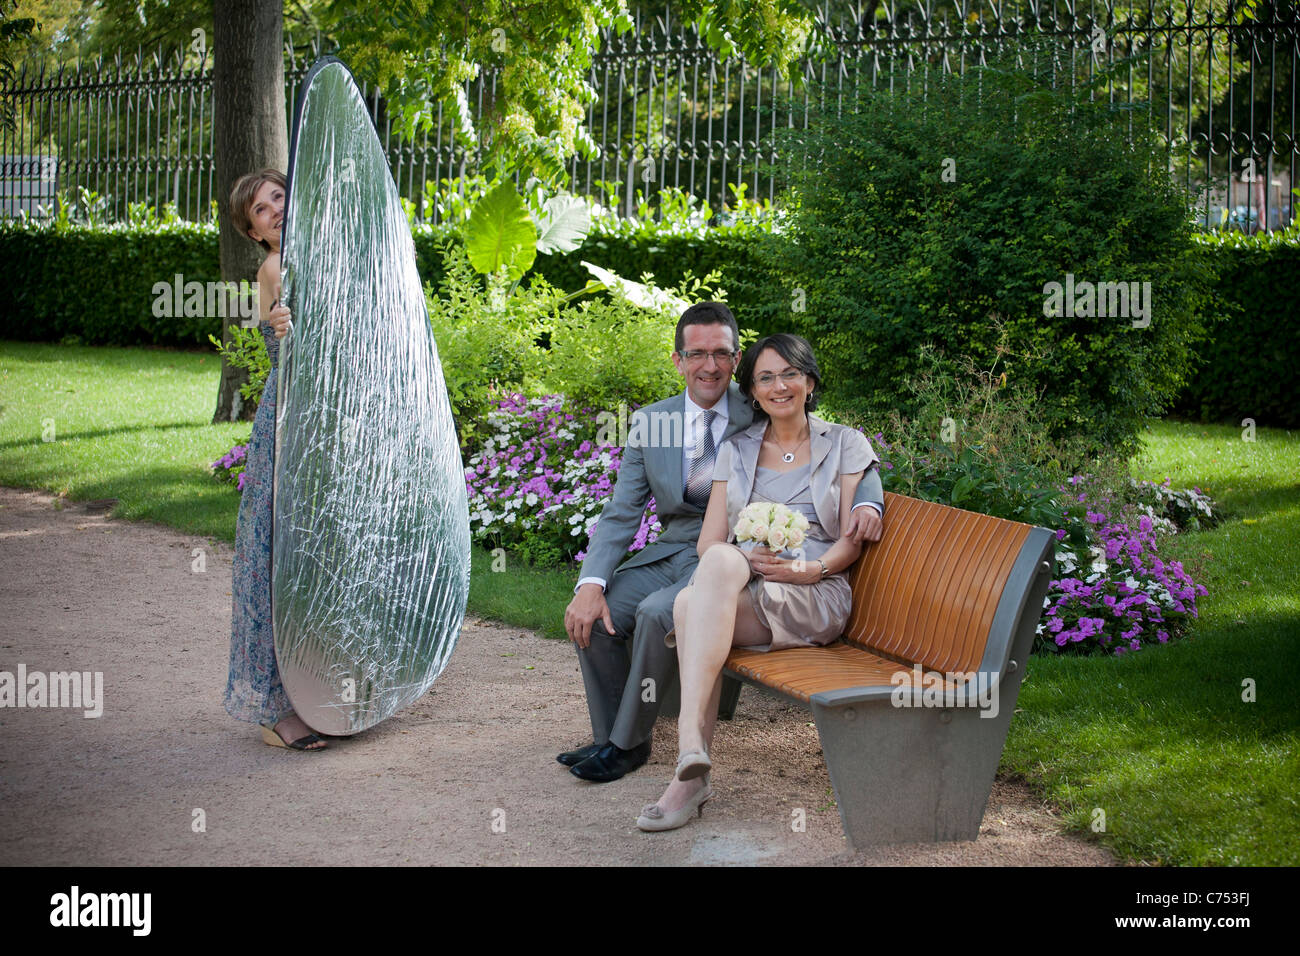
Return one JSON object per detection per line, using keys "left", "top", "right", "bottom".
{"left": 767, "top": 424, "right": 808, "bottom": 464}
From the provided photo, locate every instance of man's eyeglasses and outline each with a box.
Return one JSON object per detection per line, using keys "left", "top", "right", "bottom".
{"left": 678, "top": 349, "right": 738, "bottom": 364}
{"left": 753, "top": 370, "right": 805, "bottom": 387}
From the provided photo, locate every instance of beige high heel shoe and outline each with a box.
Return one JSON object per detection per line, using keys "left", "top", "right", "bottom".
{"left": 675, "top": 747, "right": 711, "bottom": 780}
{"left": 636, "top": 775, "right": 712, "bottom": 832}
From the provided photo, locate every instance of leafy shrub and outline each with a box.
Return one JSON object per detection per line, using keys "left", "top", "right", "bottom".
{"left": 759, "top": 57, "right": 1219, "bottom": 457}
{"left": 425, "top": 243, "right": 555, "bottom": 451}
{"left": 534, "top": 268, "right": 733, "bottom": 413}
{"left": 207, "top": 325, "right": 271, "bottom": 402}
{"left": 856, "top": 339, "right": 1078, "bottom": 529}
{"left": 426, "top": 227, "right": 727, "bottom": 454}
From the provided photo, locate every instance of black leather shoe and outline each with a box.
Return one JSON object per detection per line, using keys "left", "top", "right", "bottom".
{"left": 556, "top": 742, "right": 602, "bottom": 767}
{"left": 569, "top": 740, "right": 651, "bottom": 782}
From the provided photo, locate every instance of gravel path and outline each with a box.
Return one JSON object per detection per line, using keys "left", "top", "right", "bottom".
{"left": 0, "top": 486, "right": 1117, "bottom": 866}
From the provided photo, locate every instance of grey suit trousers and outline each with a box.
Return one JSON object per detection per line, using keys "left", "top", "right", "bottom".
{"left": 576, "top": 546, "right": 699, "bottom": 750}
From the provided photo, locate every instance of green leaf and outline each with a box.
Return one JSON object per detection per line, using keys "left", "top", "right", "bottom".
{"left": 466, "top": 182, "right": 538, "bottom": 280}
{"left": 534, "top": 194, "right": 591, "bottom": 255}
{"left": 951, "top": 474, "right": 978, "bottom": 505}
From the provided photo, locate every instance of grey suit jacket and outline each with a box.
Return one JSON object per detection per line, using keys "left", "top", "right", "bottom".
{"left": 717, "top": 414, "right": 882, "bottom": 542}
{"left": 578, "top": 383, "right": 754, "bottom": 583}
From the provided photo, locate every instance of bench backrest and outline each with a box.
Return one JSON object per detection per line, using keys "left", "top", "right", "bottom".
{"left": 844, "top": 492, "right": 1032, "bottom": 675}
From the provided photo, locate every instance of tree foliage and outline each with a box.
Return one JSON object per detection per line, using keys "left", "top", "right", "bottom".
{"left": 322, "top": 0, "right": 813, "bottom": 185}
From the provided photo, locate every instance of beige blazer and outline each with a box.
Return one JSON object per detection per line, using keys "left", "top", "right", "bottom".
{"left": 714, "top": 414, "right": 880, "bottom": 542}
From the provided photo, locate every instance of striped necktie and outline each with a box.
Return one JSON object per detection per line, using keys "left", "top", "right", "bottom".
{"left": 685, "top": 409, "right": 717, "bottom": 509}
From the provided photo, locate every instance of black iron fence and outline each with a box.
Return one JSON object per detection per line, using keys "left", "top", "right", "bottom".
{"left": 1, "top": 1, "right": 1295, "bottom": 229}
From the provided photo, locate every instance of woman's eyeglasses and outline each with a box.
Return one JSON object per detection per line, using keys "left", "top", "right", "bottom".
{"left": 754, "top": 370, "right": 805, "bottom": 387}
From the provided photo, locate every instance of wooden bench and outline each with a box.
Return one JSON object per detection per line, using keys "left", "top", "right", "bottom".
{"left": 719, "top": 491, "right": 1055, "bottom": 848}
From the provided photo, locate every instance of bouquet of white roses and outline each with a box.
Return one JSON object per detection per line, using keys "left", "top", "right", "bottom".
{"left": 734, "top": 501, "right": 809, "bottom": 553}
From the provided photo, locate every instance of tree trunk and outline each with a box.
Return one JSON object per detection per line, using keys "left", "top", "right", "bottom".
{"left": 211, "top": 0, "right": 287, "bottom": 423}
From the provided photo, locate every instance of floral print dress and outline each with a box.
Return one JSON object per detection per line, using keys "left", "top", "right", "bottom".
{"left": 224, "top": 324, "right": 292, "bottom": 726}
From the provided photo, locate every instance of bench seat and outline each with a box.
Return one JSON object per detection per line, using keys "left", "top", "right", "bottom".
{"left": 721, "top": 491, "right": 1055, "bottom": 848}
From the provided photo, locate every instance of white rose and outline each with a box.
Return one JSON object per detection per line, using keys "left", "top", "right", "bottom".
{"left": 751, "top": 522, "right": 768, "bottom": 542}
{"left": 735, "top": 516, "right": 754, "bottom": 539}
{"left": 768, "top": 526, "right": 788, "bottom": 550}
{"left": 787, "top": 527, "right": 805, "bottom": 548}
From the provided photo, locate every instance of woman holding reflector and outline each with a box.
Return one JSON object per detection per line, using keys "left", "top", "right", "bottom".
{"left": 222, "top": 168, "right": 325, "bottom": 752}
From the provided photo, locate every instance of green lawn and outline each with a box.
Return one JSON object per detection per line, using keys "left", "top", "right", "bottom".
{"left": 0, "top": 340, "right": 576, "bottom": 635}
{"left": 0, "top": 341, "right": 250, "bottom": 540}
{"left": 1000, "top": 419, "right": 1299, "bottom": 865}
{"left": 2, "top": 341, "right": 1296, "bottom": 864}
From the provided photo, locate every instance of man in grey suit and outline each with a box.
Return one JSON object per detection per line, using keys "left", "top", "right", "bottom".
{"left": 560, "top": 303, "right": 884, "bottom": 782}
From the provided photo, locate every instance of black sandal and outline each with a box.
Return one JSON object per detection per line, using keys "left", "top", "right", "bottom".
{"left": 261, "top": 725, "right": 327, "bottom": 751}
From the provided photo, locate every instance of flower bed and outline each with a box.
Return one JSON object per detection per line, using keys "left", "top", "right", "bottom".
{"left": 211, "top": 443, "right": 248, "bottom": 491}
{"left": 1040, "top": 475, "right": 1212, "bottom": 655}
{"left": 464, "top": 393, "right": 660, "bottom": 567}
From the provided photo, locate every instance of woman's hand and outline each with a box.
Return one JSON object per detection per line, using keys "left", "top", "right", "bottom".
{"left": 742, "top": 544, "right": 775, "bottom": 574}
{"left": 268, "top": 302, "right": 292, "bottom": 338}
{"left": 748, "top": 548, "right": 821, "bottom": 585}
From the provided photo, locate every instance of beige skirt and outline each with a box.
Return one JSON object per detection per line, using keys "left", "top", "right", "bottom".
{"left": 665, "top": 567, "right": 852, "bottom": 653}
{"left": 742, "top": 570, "right": 852, "bottom": 652}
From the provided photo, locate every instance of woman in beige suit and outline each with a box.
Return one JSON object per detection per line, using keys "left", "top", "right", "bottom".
{"left": 637, "top": 333, "right": 881, "bottom": 831}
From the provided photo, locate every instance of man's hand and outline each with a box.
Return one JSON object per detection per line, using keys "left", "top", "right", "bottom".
{"left": 268, "top": 302, "right": 293, "bottom": 338}
{"left": 844, "top": 506, "right": 883, "bottom": 545}
{"left": 565, "top": 583, "right": 614, "bottom": 649}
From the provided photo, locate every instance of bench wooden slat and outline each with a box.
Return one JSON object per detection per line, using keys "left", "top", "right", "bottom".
{"left": 727, "top": 641, "right": 961, "bottom": 704}
{"left": 844, "top": 493, "right": 1030, "bottom": 674}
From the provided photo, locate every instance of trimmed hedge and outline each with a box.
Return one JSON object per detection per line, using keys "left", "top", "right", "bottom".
{"left": 2, "top": 219, "right": 1294, "bottom": 430}
{"left": 1, "top": 221, "right": 769, "bottom": 348}
{"left": 1, "top": 224, "right": 225, "bottom": 347}
{"left": 1174, "top": 229, "right": 1300, "bottom": 429}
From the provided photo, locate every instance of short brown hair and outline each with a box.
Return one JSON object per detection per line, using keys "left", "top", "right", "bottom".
{"left": 737, "top": 333, "right": 823, "bottom": 415}
{"left": 674, "top": 301, "right": 739, "bottom": 354}
{"left": 229, "top": 168, "right": 286, "bottom": 251}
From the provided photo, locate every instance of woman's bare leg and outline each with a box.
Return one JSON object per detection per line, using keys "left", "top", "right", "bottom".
{"left": 676, "top": 544, "right": 752, "bottom": 754}
{"left": 643, "top": 548, "right": 770, "bottom": 817}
